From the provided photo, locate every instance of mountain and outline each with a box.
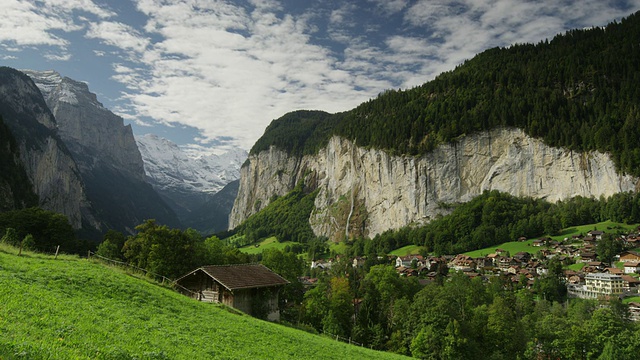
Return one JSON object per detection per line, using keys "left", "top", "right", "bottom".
{"left": 20, "top": 70, "right": 180, "bottom": 236}
{"left": 230, "top": 12, "right": 640, "bottom": 241}
{"left": 0, "top": 67, "right": 98, "bottom": 230}
{"left": 181, "top": 180, "right": 240, "bottom": 235}
{"left": 136, "top": 133, "right": 246, "bottom": 225}
{"left": 0, "top": 115, "right": 39, "bottom": 211}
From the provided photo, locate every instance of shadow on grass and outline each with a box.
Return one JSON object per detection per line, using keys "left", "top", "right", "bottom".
{"left": 556, "top": 227, "right": 578, "bottom": 236}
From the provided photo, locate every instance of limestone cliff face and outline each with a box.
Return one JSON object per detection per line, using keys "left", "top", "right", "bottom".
{"left": 0, "top": 67, "right": 96, "bottom": 229}
{"left": 230, "top": 128, "right": 638, "bottom": 240}
{"left": 22, "top": 70, "right": 145, "bottom": 181}
{"left": 22, "top": 70, "right": 180, "bottom": 234}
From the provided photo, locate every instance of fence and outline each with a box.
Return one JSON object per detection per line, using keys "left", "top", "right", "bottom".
{"left": 322, "top": 331, "right": 367, "bottom": 348}
{"left": 87, "top": 251, "right": 196, "bottom": 296}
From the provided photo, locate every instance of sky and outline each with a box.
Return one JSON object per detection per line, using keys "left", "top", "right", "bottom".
{"left": 1, "top": 0, "right": 639, "bottom": 152}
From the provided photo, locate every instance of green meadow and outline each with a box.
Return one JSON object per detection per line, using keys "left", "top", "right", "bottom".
{"left": 0, "top": 245, "right": 406, "bottom": 360}
{"left": 237, "top": 236, "right": 302, "bottom": 255}
{"left": 389, "top": 245, "right": 423, "bottom": 257}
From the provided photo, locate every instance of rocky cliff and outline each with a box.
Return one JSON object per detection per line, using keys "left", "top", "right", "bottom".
{"left": 0, "top": 67, "right": 96, "bottom": 229}
{"left": 22, "top": 70, "right": 180, "bottom": 234}
{"left": 230, "top": 128, "right": 639, "bottom": 241}
{"left": 23, "top": 70, "right": 146, "bottom": 181}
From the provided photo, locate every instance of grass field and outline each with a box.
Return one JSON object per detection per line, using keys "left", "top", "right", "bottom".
{"left": 464, "top": 221, "right": 639, "bottom": 258}
{"left": 237, "top": 236, "right": 303, "bottom": 255}
{"left": 389, "top": 245, "right": 423, "bottom": 257}
{"left": 623, "top": 296, "right": 640, "bottom": 304}
{"left": 0, "top": 245, "right": 406, "bottom": 360}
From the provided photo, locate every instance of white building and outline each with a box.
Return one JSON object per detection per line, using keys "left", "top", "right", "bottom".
{"left": 567, "top": 273, "right": 624, "bottom": 299}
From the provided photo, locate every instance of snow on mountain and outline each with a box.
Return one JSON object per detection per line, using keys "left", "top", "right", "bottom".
{"left": 136, "top": 133, "right": 247, "bottom": 197}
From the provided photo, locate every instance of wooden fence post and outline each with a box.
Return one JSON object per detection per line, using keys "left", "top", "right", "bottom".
{"left": 54, "top": 245, "right": 60, "bottom": 259}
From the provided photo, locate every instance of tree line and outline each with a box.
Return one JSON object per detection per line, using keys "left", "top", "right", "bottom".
{"left": 344, "top": 190, "right": 640, "bottom": 257}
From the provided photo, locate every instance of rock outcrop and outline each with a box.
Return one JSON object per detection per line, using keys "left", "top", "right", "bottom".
{"left": 230, "top": 128, "right": 638, "bottom": 241}
{"left": 0, "top": 67, "right": 96, "bottom": 229}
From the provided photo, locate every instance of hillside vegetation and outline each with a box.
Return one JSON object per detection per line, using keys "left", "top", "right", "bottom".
{"left": 0, "top": 246, "right": 405, "bottom": 360}
{"left": 251, "top": 12, "right": 640, "bottom": 177}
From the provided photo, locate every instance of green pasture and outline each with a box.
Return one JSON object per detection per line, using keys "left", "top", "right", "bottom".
{"left": 389, "top": 245, "right": 423, "bottom": 257}
{"left": 0, "top": 245, "right": 405, "bottom": 360}
{"left": 238, "top": 236, "right": 303, "bottom": 255}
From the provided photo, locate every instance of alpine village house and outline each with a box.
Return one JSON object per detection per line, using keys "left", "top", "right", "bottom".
{"left": 175, "top": 264, "right": 289, "bottom": 321}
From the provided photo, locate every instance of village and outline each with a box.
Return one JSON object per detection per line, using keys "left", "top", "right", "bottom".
{"left": 308, "top": 228, "right": 640, "bottom": 320}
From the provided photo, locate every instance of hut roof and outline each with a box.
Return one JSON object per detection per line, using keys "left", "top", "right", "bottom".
{"left": 177, "top": 264, "right": 289, "bottom": 291}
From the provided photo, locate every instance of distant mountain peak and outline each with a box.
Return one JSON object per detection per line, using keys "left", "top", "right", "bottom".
{"left": 21, "top": 69, "right": 104, "bottom": 109}
{"left": 136, "top": 133, "right": 247, "bottom": 221}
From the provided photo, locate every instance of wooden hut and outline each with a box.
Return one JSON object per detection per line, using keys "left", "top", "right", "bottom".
{"left": 175, "top": 264, "right": 289, "bottom": 321}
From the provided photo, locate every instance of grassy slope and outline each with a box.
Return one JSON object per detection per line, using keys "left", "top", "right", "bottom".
{"left": 238, "top": 237, "right": 302, "bottom": 255}
{"left": 0, "top": 247, "right": 406, "bottom": 360}
{"left": 389, "top": 245, "right": 423, "bottom": 257}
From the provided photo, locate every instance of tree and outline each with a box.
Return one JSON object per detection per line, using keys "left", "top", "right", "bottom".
{"left": 0, "top": 227, "right": 19, "bottom": 246}
{"left": 261, "top": 248, "right": 305, "bottom": 321}
{"left": 597, "top": 233, "right": 623, "bottom": 265}
{"left": 95, "top": 229, "right": 126, "bottom": 260}
{"left": 322, "top": 277, "right": 353, "bottom": 338}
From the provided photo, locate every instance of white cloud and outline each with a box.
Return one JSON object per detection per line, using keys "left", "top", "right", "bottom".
{"left": 3, "top": 0, "right": 638, "bottom": 151}
{"left": 44, "top": 52, "right": 72, "bottom": 61}
{"left": 86, "top": 21, "right": 150, "bottom": 53}
{"left": 104, "top": 0, "right": 385, "bottom": 149}
{"left": 0, "top": 0, "right": 114, "bottom": 47}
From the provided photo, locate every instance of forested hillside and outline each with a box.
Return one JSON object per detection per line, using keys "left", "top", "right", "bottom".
{"left": 252, "top": 12, "right": 640, "bottom": 176}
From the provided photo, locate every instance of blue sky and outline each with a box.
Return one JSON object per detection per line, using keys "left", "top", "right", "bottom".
{"left": 1, "top": 0, "right": 639, "bottom": 151}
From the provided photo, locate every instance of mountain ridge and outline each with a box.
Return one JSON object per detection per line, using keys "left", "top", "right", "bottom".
{"left": 231, "top": 12, "right": 640, "bottom": 240}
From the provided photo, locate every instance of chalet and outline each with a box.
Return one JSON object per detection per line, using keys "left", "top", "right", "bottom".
{"left": 514, "top": 252, "right": 532, "bottom": 262}
{"left": 579, "top": 252, "right": 597, "bottom": 262}
{"left": 604, "top": 267, "right": 624, "bottom": 275}
{"left": 587, "top": 261, "right": 605, "bottom": 271}
{"left": 587, "top": 230, "right": 604, "bottom": 240}
{"left": 624, "top": 261, "right": 640, "bottom": 274}
{"left": 628, "top": 302, "right": 640, "bottom": 322}
{"left": 622, "top": 275, "right": 640, "bottom": 290}
{"left": 395, "top": 255, "right": 425, "bottom": 268}
{"left": 620, "top": 251, "right": 640, "bottom": 263}
{"left": 175, "top": 264, "right": 289, "bottom": 321}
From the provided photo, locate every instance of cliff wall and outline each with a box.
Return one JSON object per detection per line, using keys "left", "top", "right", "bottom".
{"left": 230, "top": 128, "right": 638, "bottom": 240}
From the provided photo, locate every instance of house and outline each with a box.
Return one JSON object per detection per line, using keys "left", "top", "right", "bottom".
{"left": 311, "top": 259, "right": 332, "bottom": 270}
{"left": 395, "top": 255, "right": 425, "bottom": 268}
{"left": 587, "top": 261, "right": 605, "bottom": 271}
{"left": 619, "top": 251, "right": 640, "bottom": 263}
{"left": 587, "top": 230, "right": 604, "bottom": 240}
{"left": 352, "top": 257, "right": 366, "bottom": 268}
{"left": 580, "top": 252, "right": 597, "bottom": 262}
{"left": 624, "top": 261, "right": 640, "bottom": 274}
{"left": 604, "top": 267, "right": 624, "bottom": 275}
{"left": 567, "top": 273, "right": 624, "bottom": 299}
{"left": 621, "top": 275, "right": 640, "bottom": 290}
{"left": 175, "top": 264, "right": 289, "bottom": 321}
{"left": 628, "top": 302, "right": 640, "bottom": 322}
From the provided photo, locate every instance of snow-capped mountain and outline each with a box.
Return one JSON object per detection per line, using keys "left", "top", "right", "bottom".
{"left": 136, "top": 133, "right": 247, "bottom": 222}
